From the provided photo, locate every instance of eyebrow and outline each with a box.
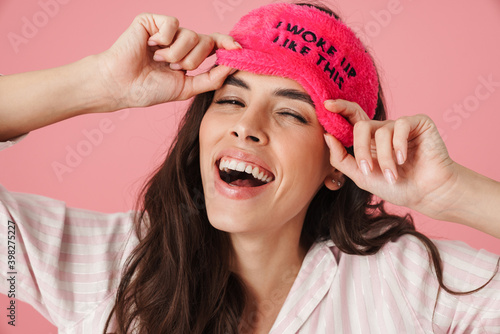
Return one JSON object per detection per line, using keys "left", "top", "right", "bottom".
{"left": 222, "top": 76, "right": 315, "bottom": 108}
{"left": 223, "top": 75, "right": 249, "bottom": 89}
{"left": 274, "top": 88, "right": 315, "bottom": 107}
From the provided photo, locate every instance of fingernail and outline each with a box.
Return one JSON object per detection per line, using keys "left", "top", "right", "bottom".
{"left": 396, "top": 150, "right": 405, "bottom": 165}
{"left": 153, "top": 54, "right": 165, "bottom": 62}
{"left": 324, "top": 100, "right": 339, "bottom": 111}
{"left": 360, "top": 160, "right": 370, "bottom": 176}
{"left": 229, "top": 67, "right": 238, "bottom": 75}
{"left": 234, "top": 41, "right": 242, "bottom": 49}
{"left": 148, "top": 39, "right": 158, "bottom": 46}
{"left": 169, "top": 63, "right": 182, "bottom": 70}
{"left": 384, "top": 169, "right": 396, "bottom": 185}
{"left": 324, "top": 134, "right": 333, "bottom": 149}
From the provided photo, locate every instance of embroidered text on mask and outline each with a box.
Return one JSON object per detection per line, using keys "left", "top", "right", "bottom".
{"left": 272, "top": 22, "right": 357, "bottom": 90}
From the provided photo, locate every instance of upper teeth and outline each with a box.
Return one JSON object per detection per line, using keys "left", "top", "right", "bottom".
{"left": 219, "top": 158, "right": 274, "bottom": 183}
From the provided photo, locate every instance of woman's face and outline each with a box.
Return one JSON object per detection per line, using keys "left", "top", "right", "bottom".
{"left": 199, "top": 71, "right": 334, "bottom": 237}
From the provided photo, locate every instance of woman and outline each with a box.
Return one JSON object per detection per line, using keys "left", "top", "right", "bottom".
{"left": 1, "top": 2, "right": 499, "bottom": 333}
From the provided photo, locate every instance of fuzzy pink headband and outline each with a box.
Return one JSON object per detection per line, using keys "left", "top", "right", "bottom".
{"left": 216, "top": 3, "right": 379, "bottom": 147}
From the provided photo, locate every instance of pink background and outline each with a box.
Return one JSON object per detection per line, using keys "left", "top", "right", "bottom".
{"left": 1, "top": 0, "right": 500, "bottom": 332}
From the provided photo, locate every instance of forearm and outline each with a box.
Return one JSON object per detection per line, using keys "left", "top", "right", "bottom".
{"left": 429, "top": 163, "right": 500, "bottom": 239}
{"left": 0, "top": 55, "right": 116, "bottom": 141}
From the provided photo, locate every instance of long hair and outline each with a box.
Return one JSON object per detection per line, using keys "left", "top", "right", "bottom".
{"left": 105, "top": 90, "right": 246, "bottom": 333}
{"left": 104, "top": 3, "right": 498, "bottom": 333}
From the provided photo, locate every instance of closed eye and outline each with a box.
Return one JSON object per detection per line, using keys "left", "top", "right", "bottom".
{"left": 214, "top": 99, "right": 245, "bottom": 107}
{"left": 214, "top": 99, "right": 308, "bottom": 124}
{"left": 278, "top": 111, "right": 308, "bottom": 124}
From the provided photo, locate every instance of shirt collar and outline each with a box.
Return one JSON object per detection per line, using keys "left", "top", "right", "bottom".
{"left": 270, "top": 239, "right": 338, "bottom": 333}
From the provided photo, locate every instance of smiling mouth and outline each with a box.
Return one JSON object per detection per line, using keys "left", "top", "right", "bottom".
{"left": 217, "top": 158, "right": 275, "bottom": 187}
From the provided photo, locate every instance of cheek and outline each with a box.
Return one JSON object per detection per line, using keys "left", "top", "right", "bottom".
{"left": 199, "top": 112, "right": 219, "bottom": 159}
{"left": 199, "top": 109, "right": 229, "bottom": 141}
{"left": 199, "top": 115, "right": 214, "bottom": 180}
{"left": 198, "top": 111, "right": 229, "bottom": 183}
{"left": 268, "top": 136, "right": 329, "bottom": 225}
{"left": 286, "top": 134, "right": 331, "bottom": 179}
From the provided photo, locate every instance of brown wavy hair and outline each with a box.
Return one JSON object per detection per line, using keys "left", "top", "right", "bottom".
{"left": 104, "top": 2, "right": 498, "bottom": 333}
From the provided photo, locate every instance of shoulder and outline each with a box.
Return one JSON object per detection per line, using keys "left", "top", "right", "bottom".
{"left": 383, "top": 234, "right": 499, "bottom": 289}
{"left": 383, "top": 234, "right": 500, "bottom": 314}
{"left": 320, "top": 235, "right": 500, "bottom": 331}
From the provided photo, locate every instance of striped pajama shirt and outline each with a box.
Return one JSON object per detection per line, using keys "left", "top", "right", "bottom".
{"left": 1, "top": 137, "right": 499, "bottom": 333}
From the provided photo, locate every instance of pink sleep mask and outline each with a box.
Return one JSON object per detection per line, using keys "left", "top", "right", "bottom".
{"left": 216, "top": 2, "right": 379, "bottom": 147}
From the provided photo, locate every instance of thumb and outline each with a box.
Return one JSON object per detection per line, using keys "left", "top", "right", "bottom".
{"left": 324, "top": 133, "right": 361, "bottom": 183}
{"left": 179, "top": 65, "right": 235, "bottom": 100}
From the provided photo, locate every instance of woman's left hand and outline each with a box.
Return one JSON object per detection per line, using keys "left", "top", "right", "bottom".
{"left": 323, "top": 99, "right": 460, "bottom": 219}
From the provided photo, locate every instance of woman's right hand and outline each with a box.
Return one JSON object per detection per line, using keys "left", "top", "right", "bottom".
{"left": 96, "top": 13, "right": 240, "bottom": 110}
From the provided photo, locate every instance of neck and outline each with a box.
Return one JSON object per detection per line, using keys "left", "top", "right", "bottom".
{"left": 229, "top": 222, "right": 308, "bottom": 331}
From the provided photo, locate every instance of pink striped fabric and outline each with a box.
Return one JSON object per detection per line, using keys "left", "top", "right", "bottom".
{"left": 1, "top": 137, "right": 500, "bottom": 333}
{"left": 269, "top": 238, "right": 500, "bottom": 333}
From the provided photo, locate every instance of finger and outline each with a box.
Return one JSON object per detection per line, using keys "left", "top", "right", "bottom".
{"left": 171, "top": 34, "right": 215, "bottom": 71}
{"left": 154, "top": 28, "right": 200, "bottom": 64}
{"left": 179, "top": 65, "right": 235, "bottom": 100}
{"left": 374, "top": 123, "right": 398, "bottom": 184}
{"left": 210, "top": 32, "right": 242, "bottom": 53}
{"left": 393, "top": 117, "right": 411, "bottom": 165}
{"left": 145, "top": 14, "right": 179, "bottom": 46}
{"left": 167, "top": 31, "right": 241, "bottom": 74}
{"left": 324, "top": 133, "right": 364, "bottom": 185}
{"left": 352, "top": 120, "right": 376, "bottom": 175}
{"left": 324, "top": 99, "right": 370, "bottom": 125}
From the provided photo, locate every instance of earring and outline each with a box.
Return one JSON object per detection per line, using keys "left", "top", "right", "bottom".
{"left": 332, "top": 179, "right": 342, "bottom": 187}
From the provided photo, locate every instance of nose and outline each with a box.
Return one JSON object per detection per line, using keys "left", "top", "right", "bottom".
{"left": 230, "top": 106, "right": 269, "bottom": 145}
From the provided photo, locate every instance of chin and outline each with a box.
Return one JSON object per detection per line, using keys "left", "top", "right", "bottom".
{"left": 206, "top": 204, "right": 261, "bottom": 234}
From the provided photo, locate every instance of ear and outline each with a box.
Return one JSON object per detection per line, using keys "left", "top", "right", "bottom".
{"left": 324, "top": 168, "right": 345, "bottom": 191}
